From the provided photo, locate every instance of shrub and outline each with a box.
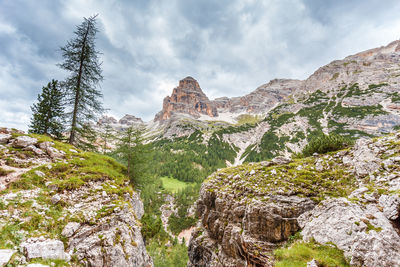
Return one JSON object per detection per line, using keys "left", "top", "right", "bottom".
{"left": 302, "top": 134, "right": 350, "bottom": 157}
{"left": 0, "top": 167, "right": 13, "bottom": 176}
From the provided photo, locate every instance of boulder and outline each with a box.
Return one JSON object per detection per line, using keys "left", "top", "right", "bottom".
{"left": 307, "top": 259, "right": 319, "bottom": 267}
{"left": 61, "top": 222, "right": 81, "bottom": 238}
{"left": 67, "top": 205, "right": 153, "bottom": 267}
{"left": 379, "top": 194, "right": 400, "bottom": 220}
{"left": 24, "top": 145, "right": 44, "bottom": 156}
{"left": 0, "top": 249, "right": 14, "bottom": 266}
{"left": 299, "top": 198, "right": 400, "bottom": 267}
{"left": 12, "top": 136, "right": 37, "bottom": 148}
{"left": 271, "top": 156, "right": 291, "bottom": 165}
{"left": 352, "top": 138, "right": 381, "bottom": 177}
{"left": 21, "top": 239, "right": 70, "bottom": 261}
{"left": 0, "top": 133, "right": 11, "bottom": 144}
{"left": 51, "top": 194, "right": 61, "bottom": 204}
{"left": 46, "top": 147, "right": 65, "bottom": 159}
{"left": 38, "top": 141, "right": 53, "bottom": 150}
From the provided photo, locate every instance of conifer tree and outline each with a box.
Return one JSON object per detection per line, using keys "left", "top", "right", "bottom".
{"left": 115, "top": 126, "right": 147, "bottom": 183}
{"left": 58, "top": 14, "right": 104, "bottom": 146}
{"left": 29, "top": 79, "right": 64, "bottom": 139}
{"left": 100, "top": 123, "right": 114, "bottom": 154}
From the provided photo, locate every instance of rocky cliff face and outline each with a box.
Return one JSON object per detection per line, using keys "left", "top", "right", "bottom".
{"left": 188, "top": 132, "right": 400, "bottom": 266}
{"left": 154, "top": 77, "right": 218, "bottom": 121}
{"left": 214, "top": 79, "right": 302, "bottom": 114}
{"left": 0, "top": 128, "right": 153, "bottom": 267}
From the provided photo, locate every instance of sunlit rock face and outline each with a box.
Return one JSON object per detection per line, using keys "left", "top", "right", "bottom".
{"left": 154, "top": 76, "right": 218, "bottom": 121}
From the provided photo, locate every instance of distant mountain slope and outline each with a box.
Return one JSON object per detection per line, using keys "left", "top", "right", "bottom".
{"left": 136, "top": 40, "right": 398, "bottom": 165}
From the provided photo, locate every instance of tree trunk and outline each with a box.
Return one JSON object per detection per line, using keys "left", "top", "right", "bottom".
{"left": 69, "top": 24, "right": 90, "bottom": 144}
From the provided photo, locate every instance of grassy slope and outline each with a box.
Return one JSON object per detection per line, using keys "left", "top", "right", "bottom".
{"left": 245, "top": 83, "right": 391, "bottom": 162}
{"left": 0, "top": 133, "right": 134, "bottom": 266}
{"left": 274, "top": 240, "right": 350, "bottom": 267}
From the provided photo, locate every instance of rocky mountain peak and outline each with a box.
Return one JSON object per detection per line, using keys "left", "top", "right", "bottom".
{"left": 179, "top": 76, "right": 200, "bottom": 89}
{"left": 118, "top": 114, "right": 143, "bottom": 125}
{"left": 155, "top": 77, "right": 218, "bottom": 121}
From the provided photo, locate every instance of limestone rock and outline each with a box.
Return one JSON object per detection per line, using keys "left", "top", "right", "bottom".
{"left": 46, "top": 147, "right": 65, "bottom": 159}
{"left": 67, "top": 205, "right": 153, "bottom": 267}
{"left": 61, "top": 222, "right": 81, "bottom": 238}
{"left": 128, "top": 192, "right": 144, "bottom": 219}
{"left": 24, "top": 145, "right": 44, "bottom": 156}
{"left": 21, "top": 238, "right": 70, "bottom": 261}
{"left": 0, "top": 249, "right": 15, "bottom": 266}
{"left": 51, "top": 194, "right": 61, "bottom": 204}
{"left": 307, "top": 259, "right": 319, "bottom": 267}
{"left": 379, "top": 194, "right": 400, "bottom": 220}
{"left": 12, "top": 136, "right": 37, "bottom": 148}
{"left": 0, "top": 133, "right": 11, "bottom": 144}
{"left": 188, "top": 182, "right": 315, "bottom": 266}
{"left": 352, "top": 138, "right": 381, "bottom": 177}
{"left": 299, "top": 198, "right": 400, "bottom": 267}
{"left": 38, "top": 141, "right": 53, "bottom": 150}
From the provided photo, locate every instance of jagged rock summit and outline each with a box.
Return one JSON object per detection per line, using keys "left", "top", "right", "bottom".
{"left": 155, "top": 76, "right": 218, "bottom": 121}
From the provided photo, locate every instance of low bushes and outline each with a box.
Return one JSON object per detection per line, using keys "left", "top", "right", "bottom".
{"left": 301, "top": 134, "right": 351, "bottom": 157}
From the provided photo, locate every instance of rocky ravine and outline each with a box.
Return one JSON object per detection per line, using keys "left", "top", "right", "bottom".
{"left": 0, "top": 128, "right": 153, "bottom": 267}
{"left": 188, "top": 132, "right": 400, "bottom": 266}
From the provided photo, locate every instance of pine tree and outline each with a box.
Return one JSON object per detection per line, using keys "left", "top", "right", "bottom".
{"left": 115, "top": 126, "right": 147, "bottom": 183}
{"left": 29, "top": 79, "right": 64, "bottom": 139}
{"left": 100, "top": 123, "right": 114, "bottom": 154}
{"left": 58, "top": 14, "right": 104, "bottom": 146}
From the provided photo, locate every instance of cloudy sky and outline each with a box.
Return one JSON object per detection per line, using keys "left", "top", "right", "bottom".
{"left": 1, "top": 0, "right": 400, "bottom": 130}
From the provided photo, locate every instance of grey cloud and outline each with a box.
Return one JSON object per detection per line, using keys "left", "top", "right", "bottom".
{"left": 1, "top": 0, "right": 400, "bottom": 131}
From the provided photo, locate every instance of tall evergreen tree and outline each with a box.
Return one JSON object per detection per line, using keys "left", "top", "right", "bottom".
{"left": 29, "top": 79, "right": 64, "bottom": 139}
{"left": 114, "top": 126, "right": 147, "bottom": 183}
{"left": 58, "top": 14, "right": 104, "bottom": 146}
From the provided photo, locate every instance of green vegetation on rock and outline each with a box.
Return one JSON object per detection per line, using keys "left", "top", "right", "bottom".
{"left": 206, "top": 155, "right": 357, "bottom": 202}
{"left": 274, "top": 241, "right": 350, "bottom": 267}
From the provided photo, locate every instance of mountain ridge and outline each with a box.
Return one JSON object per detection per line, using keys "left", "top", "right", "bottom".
{"left": 98, "top": 39, "right": 400, "bottom": 164}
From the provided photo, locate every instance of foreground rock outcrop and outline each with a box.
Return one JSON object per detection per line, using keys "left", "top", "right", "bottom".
{"left": 188, "top": 132, "right": 400, "bottom": 266}
{"left": 0, "top": 129, "right": 153, "bottom": 266}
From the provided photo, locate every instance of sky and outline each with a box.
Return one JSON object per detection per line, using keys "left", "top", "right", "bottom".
{"left": 1, "top": 0, "right": 400, "bottom": 131}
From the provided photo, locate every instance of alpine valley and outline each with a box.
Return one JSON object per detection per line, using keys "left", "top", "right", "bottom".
{"left": 94, "top": 40, "right": 400, "bottom": 266}
{"left": 1, "top": 40, "right": 400, "bottom": 267}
